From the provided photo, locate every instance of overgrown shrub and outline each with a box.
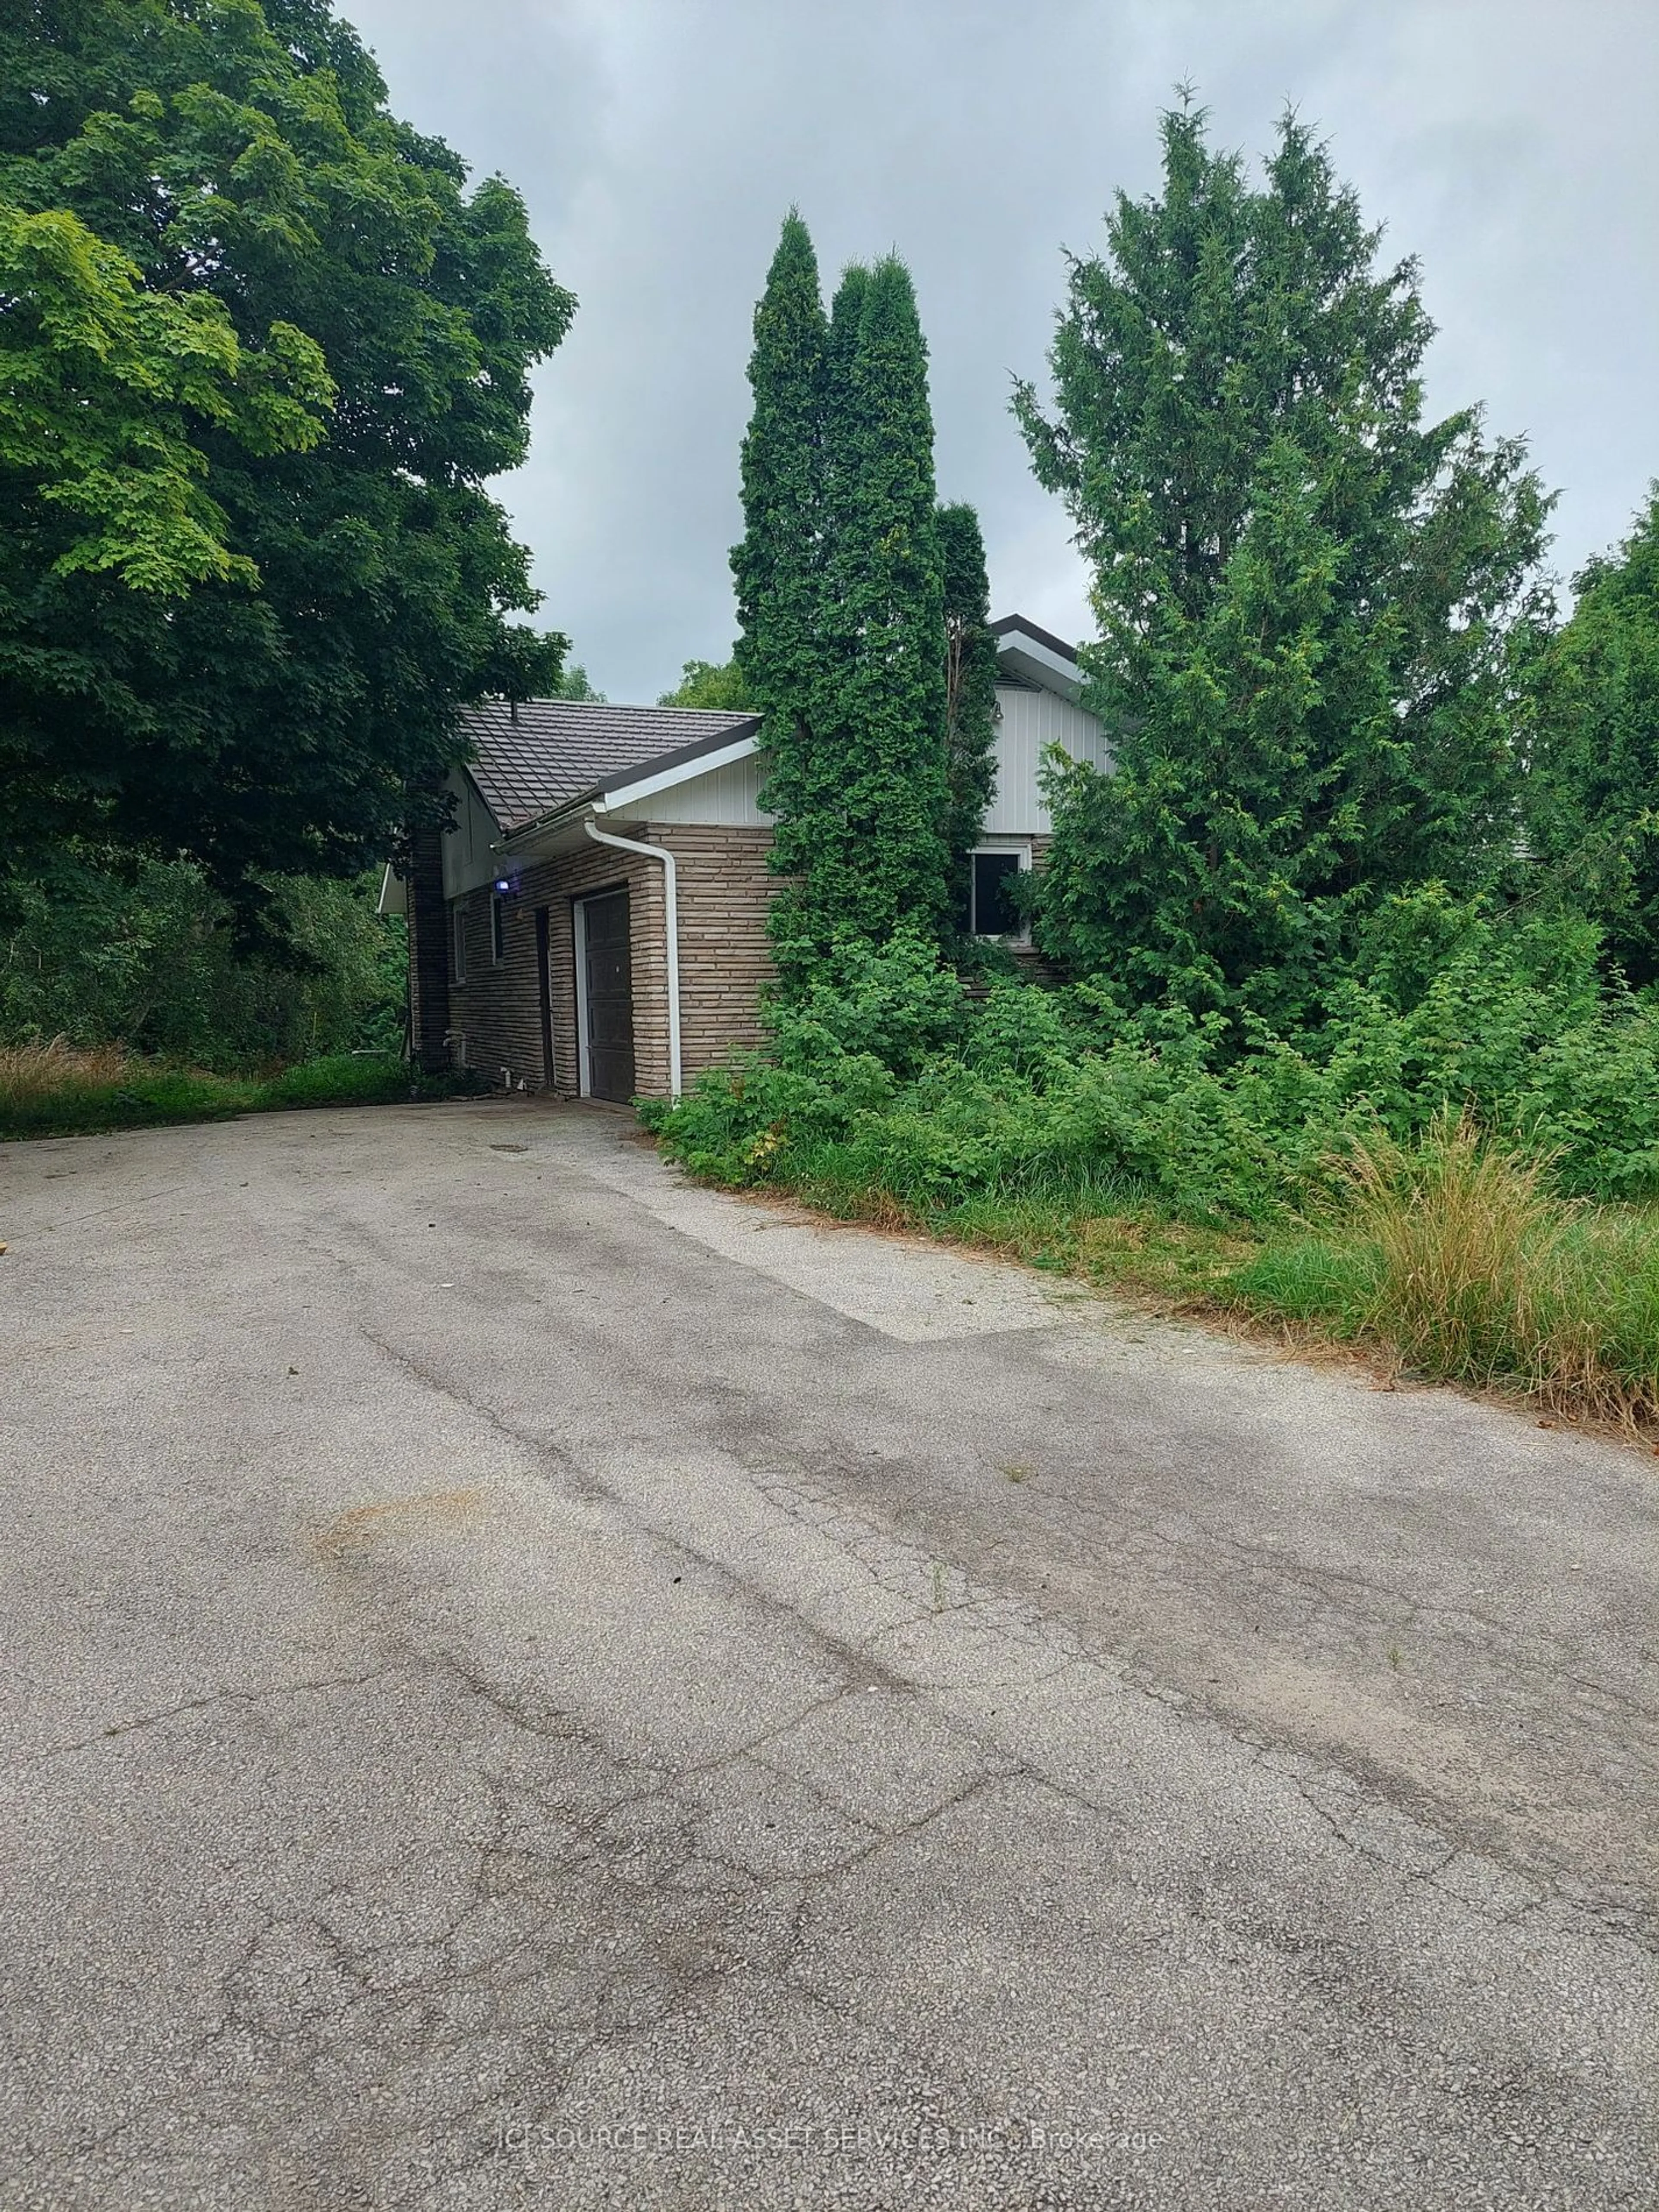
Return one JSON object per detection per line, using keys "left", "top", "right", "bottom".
{"left": 649, "top": 891, "right": 1659, "bottom": 1219}
{"left": 0, "top": 853, "right": 406, "bottom": 1071}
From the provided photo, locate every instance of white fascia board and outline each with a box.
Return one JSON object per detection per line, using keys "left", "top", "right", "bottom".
{"left": 376, "top": 861, "right": 407, "bottom": 917}
{"left": 594, "top": 733, "right": 759, "bottom": 814}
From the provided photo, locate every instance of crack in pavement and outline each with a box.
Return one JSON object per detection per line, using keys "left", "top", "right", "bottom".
{"left": 22, "top": 1661, "right": 409, "bottom": 1767}
{"left": 302, "top": 1300, "right": 1659, "bottom": 1960}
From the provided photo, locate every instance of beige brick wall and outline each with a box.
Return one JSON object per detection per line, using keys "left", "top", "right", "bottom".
{"left": 648, "top": 823, "right": 775, "bottom": 1082}
{"left": 1011, "top": 833, "right": 1058, "bottom": 983}
{"left": 443, "top": 823, "right": 776, "bottom": 1101}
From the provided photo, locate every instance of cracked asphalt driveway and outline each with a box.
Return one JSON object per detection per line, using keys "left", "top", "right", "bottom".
{"left": 2, "top": 1099, "right": 1656, "bottom": 2210}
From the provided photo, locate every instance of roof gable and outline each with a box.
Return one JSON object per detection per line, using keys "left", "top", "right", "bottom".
{"left": 990, "top": 615, "right": 1084, "bottom": 703}
{"left": 461, "top": 699, "right": 761, "bottom": 833}
{"left": 457, "top": 623, "right": 1088, "bottom": 836}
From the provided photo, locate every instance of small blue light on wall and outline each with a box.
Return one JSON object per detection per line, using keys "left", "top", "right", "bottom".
{"left": 493, "top": 876, "right": 515, "bottom": 896}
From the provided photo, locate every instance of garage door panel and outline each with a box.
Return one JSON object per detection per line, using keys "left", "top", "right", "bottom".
{"left": 581, "top": 889, "right": 635, "bottom": 1102}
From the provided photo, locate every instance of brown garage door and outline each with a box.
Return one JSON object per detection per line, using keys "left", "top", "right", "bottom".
{"left": 579, "top": 888, "right": 635, "bottom": 1102}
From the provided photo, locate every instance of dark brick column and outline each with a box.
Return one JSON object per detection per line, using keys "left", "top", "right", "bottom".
{"left": 406, "top": 829, "right": 451, "bottom": 1072}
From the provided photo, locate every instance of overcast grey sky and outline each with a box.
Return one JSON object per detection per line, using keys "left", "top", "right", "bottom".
{"left": 341, "top": 0, "right": 1657, "bottom": 704}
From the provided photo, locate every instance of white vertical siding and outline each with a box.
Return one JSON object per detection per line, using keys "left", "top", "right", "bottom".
{"left": 642, "top": 750, "right": 775, "bottom": 826}
{"left": 982, "top": 685, "right": 1109, "bottom": 836}
{"left": 633, "top": 692, "right": 1108, "bottom": 836}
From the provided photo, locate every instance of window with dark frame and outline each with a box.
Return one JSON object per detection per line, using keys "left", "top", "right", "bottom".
{"left": 452, "top": 902, "right": 468, "bottom": 984}
{"left": 971, "top": 850, "right": 1024, "bottom": 938}
{"left": 491, "top": 895, "right": 507, "bottom": 964}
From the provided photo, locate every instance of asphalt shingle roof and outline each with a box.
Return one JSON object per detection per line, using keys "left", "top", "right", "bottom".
{"left": 460, "top": 699, "right": 761, "bottom": 834}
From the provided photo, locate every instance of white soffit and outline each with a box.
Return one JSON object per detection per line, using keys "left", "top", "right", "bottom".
{"left": 995, "top": 624, "right": 1083, "bottom": 704}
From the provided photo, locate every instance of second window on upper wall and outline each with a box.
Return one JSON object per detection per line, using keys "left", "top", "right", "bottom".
{"left": 970, "top": 845, "right": 1030, "bottom": 938}
{"left": 491, "top": 895, "right": 507, "bottom": 965}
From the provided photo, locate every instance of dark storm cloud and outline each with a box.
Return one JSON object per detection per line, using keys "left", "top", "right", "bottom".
{"left": 343, "top": 0, "right": 1659, "bottom": 702}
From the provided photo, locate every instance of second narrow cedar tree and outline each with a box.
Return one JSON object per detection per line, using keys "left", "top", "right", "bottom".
{"left": 938, "top": 501, "right": 1000, "bottom": 932}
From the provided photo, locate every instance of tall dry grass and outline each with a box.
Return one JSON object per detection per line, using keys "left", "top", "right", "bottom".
{"left": 1, "top": 1038, "right": 446, "bottom": 1139}
{"left": 1343, "top": 1113, "right": 1555, "bottom": 1386}
{"left": 0, "top": 1035, "right": 131, "bottom": 1108}
{"left": 1341, "top": 1113, "right": 1659, "bottom": 1427}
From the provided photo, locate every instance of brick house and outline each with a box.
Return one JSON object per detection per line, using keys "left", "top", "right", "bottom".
{"left": 384, "top": 616, "right": 1104, "bottom": 1100}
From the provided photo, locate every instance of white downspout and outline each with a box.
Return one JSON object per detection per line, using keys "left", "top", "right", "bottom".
{"left": 583, "top": 816, "right": 682, "bottom": 1101}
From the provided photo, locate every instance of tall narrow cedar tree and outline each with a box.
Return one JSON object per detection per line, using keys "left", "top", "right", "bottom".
{"left": 732, "top": 211, "right": 826, "bottom": 833}
{"left": 768, "top": 256, "right": 950, "bottom": 979}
